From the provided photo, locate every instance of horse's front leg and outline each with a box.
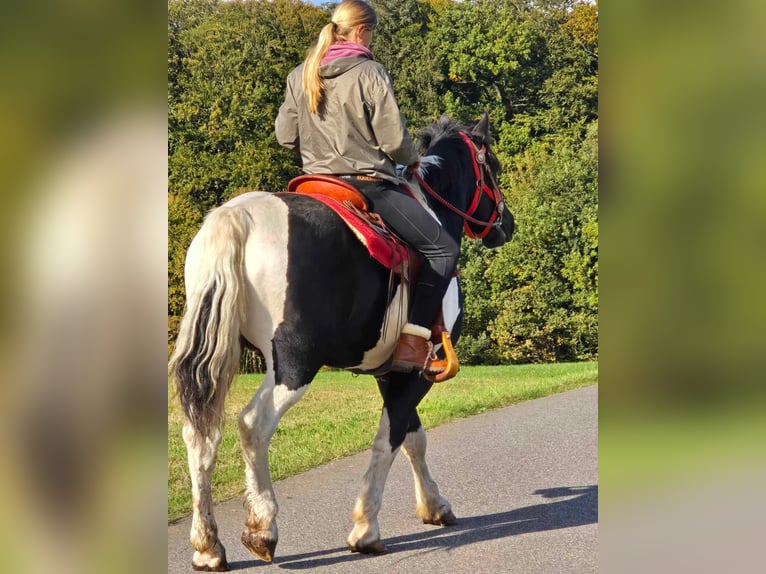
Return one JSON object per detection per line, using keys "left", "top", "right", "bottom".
{"left": 182, "top": 422, "right": 229, "bottom": 571}
{"left": 237, "top": 373, "right": 307, "bottom": 562}
{"left": 347, "top": 372, "right": 431, "bottom": 554}
{"left": 401, "top": 418, "right": 457, "bottom": 526}
{"left": 347, "top": 407, "right": 399, "bottom": 555}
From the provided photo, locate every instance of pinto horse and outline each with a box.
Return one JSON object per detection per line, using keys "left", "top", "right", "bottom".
{"left": 169, "top": 113, "right": 515, "bottom": 571}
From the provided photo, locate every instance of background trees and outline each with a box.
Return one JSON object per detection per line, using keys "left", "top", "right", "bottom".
{"left": 168, "top": 0, "right": 598, "bottom": 364}
{"left": 167, "top": 0, "right": 326, "bottom": 334}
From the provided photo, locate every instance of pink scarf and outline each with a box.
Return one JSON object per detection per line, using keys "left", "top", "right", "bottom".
{"left": 321, "top": 41, "right": 373, "bottom": 65}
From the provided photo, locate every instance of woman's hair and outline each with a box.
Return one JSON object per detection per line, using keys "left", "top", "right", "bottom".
{"left": 302, "top": 0, "right": 378, "bottom": 114}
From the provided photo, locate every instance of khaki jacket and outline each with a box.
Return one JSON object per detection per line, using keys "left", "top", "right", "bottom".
{"left": 275, "top": 56, "right": 418, "bottom": 184}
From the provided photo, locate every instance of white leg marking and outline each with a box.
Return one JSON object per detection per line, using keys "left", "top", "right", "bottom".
{"left": 402, "top": 426, "right": 453, "bottom": 523}
{"left": 238, "top": 374, "right": 307, "bottom": 540}
{"left": 348, "top": 409, "right": 398, "bottom": 550}
{"left": 182, "top": 421, "right": 227, "bottom": 566}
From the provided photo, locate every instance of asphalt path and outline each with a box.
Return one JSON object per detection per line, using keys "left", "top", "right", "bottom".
{"left": 168, "top": 385, "right": 597, "bottom": 573}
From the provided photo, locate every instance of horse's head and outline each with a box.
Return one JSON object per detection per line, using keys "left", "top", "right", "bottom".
{"left": 417, "top": 113, "right": 515, "bottom": 249}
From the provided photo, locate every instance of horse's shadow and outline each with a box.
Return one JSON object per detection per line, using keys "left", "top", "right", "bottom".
{"left": 228, "top": 485, "right": 597, "bottom": 570}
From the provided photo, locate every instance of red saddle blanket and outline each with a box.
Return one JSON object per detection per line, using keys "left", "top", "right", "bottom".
{"left": 308, "top": 194, "right": 409, "bottom": 271}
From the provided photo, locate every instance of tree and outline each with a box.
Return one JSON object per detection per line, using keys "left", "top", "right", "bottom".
{"left": 487, "top": 121, "right": 598, "bottom": 362}
{"left": 455, "top": 240, "right": 506, "bottom": 364}
{"left": 368, "top": 0, "right": 442, "bottom": 128}
{"left": 168, "top": 0, "right": 327, "bottom": 338}
{"left": 168, "top": 0, "right": 326, "bottom": 206}
{"left": 431, "top": 0, "right": 548, "bottom": 129}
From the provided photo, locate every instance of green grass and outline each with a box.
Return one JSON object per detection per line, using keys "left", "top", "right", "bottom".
{"left": 168, "top": 362, "right": 597, "bottom": 522}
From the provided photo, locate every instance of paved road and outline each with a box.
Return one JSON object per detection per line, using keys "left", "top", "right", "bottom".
{"left": 169, "top": 385, "right": 597, "bottom": 573}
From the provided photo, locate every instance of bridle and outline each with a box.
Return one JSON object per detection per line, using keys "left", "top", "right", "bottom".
{"left": 412, "top": 132, "right": 506, "bottom": 239}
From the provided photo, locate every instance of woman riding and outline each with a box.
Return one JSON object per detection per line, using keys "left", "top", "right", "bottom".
{"left": 275, "top": 0, "right": 459, "bottom": 376}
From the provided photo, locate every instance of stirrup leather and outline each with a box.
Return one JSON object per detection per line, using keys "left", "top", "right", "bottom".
{"left": 424, "top": 331, "right": 460, "bottom": 383}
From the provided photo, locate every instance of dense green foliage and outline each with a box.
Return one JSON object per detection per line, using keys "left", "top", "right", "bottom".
{"left": 168, "top": 0, "right": 598, "bottom": 363}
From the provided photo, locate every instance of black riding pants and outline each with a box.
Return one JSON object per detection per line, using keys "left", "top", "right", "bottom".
{"left": 350, "top": 179, "right": 459, "bottom": 329}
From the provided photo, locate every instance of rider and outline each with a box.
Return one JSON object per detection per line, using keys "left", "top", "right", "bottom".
{"left": 275, "top": 0, "right": 459, "bottom": 376}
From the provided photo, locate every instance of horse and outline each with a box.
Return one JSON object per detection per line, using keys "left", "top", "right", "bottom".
{"left": 169, "top": 113, "right": 515, "bottom": 571}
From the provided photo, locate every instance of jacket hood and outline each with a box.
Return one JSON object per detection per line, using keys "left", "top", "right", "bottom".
{"left": 319, "top": 56, "right": 371, "bottom": 79}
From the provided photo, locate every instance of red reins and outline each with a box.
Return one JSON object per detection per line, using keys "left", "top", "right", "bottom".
{"left": 412, "top": 132, "right": 506, "bottom": 239}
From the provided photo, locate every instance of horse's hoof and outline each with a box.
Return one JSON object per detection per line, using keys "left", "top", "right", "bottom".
{"left": 192, "top": 563, "right": 229, "bottom": 573}
{"left": 423, "top": 510, "right": 458, "bottom": 526}
{"left": 348, "top": 539, "right": 387, "bottom": 555}
{"left": 192, "top": 544, "right": 229, "bottom": 571}
{"left": 241, "top": 529, "right": 278, "bottom": 562}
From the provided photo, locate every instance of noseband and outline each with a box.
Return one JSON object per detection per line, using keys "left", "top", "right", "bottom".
{"left": 414, "top": 132, "right": 506, "bottom": 239}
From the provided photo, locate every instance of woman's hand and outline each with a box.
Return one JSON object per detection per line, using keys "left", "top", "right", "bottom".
{"left": 406, "top": 158, "right": 421, "bottom": 174}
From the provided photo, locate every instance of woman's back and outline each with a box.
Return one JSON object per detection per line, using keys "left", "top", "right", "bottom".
{"left": 276, "top": 55, "right": 416, "bottom": 181}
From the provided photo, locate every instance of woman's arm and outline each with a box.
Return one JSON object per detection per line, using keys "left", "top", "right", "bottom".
{"left": 275, "top": 70, "right": 301, "bottom": 153}
{"left": 367, "top": 68, "right": 418, "bottom": 167}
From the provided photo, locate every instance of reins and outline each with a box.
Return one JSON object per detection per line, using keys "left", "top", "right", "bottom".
{"left": 411, "top": 131, "right": 506, "bottom": 239}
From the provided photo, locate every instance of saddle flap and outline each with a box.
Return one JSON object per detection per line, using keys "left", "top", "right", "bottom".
{"left": 287, "top": 175, "right": 369, "bottom": 211}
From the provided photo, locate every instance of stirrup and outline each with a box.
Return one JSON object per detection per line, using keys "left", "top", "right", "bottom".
{"left": 424, "top": 331, "right": 459, "bottom": 383}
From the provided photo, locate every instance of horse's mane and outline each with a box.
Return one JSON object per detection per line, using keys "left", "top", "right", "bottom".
{"left": 416, "top": 114, "right": 499, "bottom": 174}
{"left": 416, "top": 116, "right": 474, "bottom": 155}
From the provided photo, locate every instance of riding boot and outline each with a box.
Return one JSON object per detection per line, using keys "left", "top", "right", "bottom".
{"left": 391, "top": 323, "right": 448, "bottom": 375}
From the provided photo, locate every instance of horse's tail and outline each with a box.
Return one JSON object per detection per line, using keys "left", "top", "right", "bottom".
{"left": 168, "top": 205, "right": 251, "bottom": 439}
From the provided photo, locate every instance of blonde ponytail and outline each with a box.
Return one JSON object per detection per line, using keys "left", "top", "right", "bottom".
{"left": 302, "top": 22, "right": 336, "bottom": 115}
{"left": 301, "top": 0, "right": 378, "bottom": 115}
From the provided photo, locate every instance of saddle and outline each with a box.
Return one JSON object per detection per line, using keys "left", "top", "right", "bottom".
{"left": 287, "top": 174, "right": 414, "bottom": 273}
{"left": 287, "top": 174, "right": 369, "bottom": 210}
{"left": 285, "top": 174, "right": 458, "bottom": 382}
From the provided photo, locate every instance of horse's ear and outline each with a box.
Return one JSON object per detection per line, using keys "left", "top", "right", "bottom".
{"left": 438, "top": 113, "right": 452, "bottom": 128}
{"left": 418, "top": 130, "right": 432, "bottom": 154}
{"left": 471, "top": 112, "right": 491, "bottom": 143}
{"left": 417, "top": 121, "right": 435, "bottom": 152}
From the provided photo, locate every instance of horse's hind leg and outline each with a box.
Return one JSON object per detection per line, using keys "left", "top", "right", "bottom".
{"left": 237, "top": 370, "right": 309, "bottom": 562}
{"left": 401, "top": 414, "right": 457, "bottom": 526}
{"left": 182, "top": 422, "right": 229, "bottom": 571}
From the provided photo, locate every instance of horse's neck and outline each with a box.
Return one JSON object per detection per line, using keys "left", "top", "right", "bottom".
{"left": 417, "top": 152, "right": 470, "bottom": 243}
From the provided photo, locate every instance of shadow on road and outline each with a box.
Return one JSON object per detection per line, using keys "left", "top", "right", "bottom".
{"left": 251, "top": 485, "right": 598, "bottom": 571}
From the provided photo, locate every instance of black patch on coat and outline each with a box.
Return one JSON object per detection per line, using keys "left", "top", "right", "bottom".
{"left": 376, "top": 372, "right": 434, "bottom": 449}
{"left": 271, "top": 194, "right": 397, "bottom": 390}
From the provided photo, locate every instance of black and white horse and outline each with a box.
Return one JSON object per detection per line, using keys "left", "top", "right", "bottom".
{"left": 169, "top": 114, "right": 515, "bottom": 570}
